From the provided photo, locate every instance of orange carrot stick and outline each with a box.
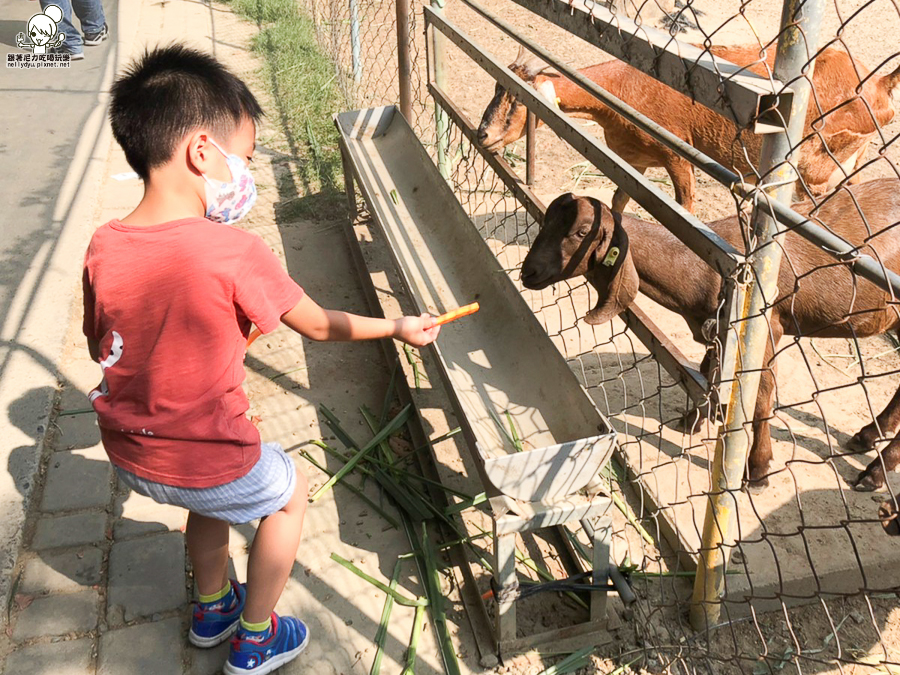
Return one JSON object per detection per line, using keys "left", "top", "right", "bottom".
{"left": 434, "top": 302, "right": 480, "bottom": 326}
{"left": 247, "top": 328, "right": 263, "bottom": 348}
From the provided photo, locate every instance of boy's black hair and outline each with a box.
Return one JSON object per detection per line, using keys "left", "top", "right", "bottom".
{"left": 109, "top": 45, "right": 264, "bottom": 179}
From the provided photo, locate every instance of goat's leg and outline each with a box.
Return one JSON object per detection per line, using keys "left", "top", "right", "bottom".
{"left": 676, "top": 350, "right": 717, "bottom": 433}
{"left": 611, "top": 166, "right": 647, "bottom": 214}
{"left": 746, "top": 329, "right": 781, "bottom": 489}
{"left": 664, "top": 155, "right": 696, "bottom": 214}
{"left": 854, "top": 436, "right": 900, "bottom": 492}
{"left": 848, "top": 381, "right": 900, "bottom": 453}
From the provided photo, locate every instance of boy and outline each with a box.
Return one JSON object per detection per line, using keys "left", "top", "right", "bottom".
{"left": 83, "top": 45, "right": 439, "bottom": 675}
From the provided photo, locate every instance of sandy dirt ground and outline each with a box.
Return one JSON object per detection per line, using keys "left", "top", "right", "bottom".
{"left": 387, "top": 0, "right": 900, "bottom": 673}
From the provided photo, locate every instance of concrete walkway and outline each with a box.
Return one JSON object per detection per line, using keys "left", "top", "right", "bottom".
{"left": 0, "top": 0, "right": 475, "bottom": 673}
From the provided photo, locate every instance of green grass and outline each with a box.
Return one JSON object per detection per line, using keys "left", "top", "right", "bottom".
{"left": 224, "top": 0, "right": 346, "bottom": 201}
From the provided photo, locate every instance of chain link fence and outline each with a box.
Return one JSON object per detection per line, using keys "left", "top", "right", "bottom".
{"left": 305, "top": 0, "right": 900, "bottom": 671}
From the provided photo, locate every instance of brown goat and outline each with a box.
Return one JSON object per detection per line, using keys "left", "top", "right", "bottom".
{"left": 520, "top": 180, "right": 900, "bottom": 491}
{"left": 477, "top": 45, "right": 900, "bottom": 213}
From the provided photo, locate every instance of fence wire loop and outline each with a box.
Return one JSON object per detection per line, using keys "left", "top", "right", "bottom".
{"left": 310, "top": 0, "right": 900, "bottom": 670}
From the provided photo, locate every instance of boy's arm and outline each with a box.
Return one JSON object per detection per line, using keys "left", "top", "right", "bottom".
{"left": 83, "top": 268, "right": 100, "bottom": 363}
{"left": 281, "top": 294, "right": 439, "bottom": 347}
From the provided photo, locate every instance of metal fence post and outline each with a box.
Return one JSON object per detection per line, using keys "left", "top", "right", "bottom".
{"left": 431, "top": 0, "right": 450, "bottom": 178}
{"left": 689, "top": 0, "right": 827, "bottom": 631}
{"left": 350, "top": 0, "right": 361, "bottom": 83}
{"left": 396, "top": 0, "right": 413, "bottom": 120}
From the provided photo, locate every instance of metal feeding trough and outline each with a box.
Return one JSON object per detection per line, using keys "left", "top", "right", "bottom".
{"left": 336, "top": 106, "right": 625, "bottom": 656}
{"left": 335, "top": 106, "right": 616, "bottom": 502}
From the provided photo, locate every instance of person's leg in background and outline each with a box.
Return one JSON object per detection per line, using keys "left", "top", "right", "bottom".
{"left": 39, "top": 0, "right": 84, "bottom": 56}
{"left": 71, "top": 0, "right": 108, "bottom": 46}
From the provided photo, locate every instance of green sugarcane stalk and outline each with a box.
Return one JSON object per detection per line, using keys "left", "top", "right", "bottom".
{"left": 370, "top": 562, "right": 401, "bottom": 675}
{"left": 297, "top": 449, "right": 399, "bottom": 529}
{"left": 330, "top": 554, "right": 426, "bottom": 607}
{"left": 309, "top": 405, "right": 411, "bottom": 502}
{"left": 400, "top": 604, "right": 426, "bottom": 675}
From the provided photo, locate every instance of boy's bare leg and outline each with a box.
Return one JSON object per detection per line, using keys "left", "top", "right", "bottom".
{"left": 242, "top": 469, "right": 309, "bottom": 623}
{"left": 186, "top": 512, "right": 231, "bottom": 596}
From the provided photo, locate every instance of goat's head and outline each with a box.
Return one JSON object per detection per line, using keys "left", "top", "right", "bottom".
{"left": 476, "top": 46, "right": 552, "bottom": 152}
{"left": 521, "top": 193, "right": 639, "bottom": 325}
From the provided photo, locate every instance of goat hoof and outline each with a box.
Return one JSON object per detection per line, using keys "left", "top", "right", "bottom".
{"left": 743, "top": 475, "right": 770, "bottom": 494}
{"left": 674, "top": 412, "right": 702, "bottom": 434}
{"left": 852, "top": 471, "right": 883, "bottom": 492}
{"left": 878, "top": 501, "right": 900, "bottom": 536}
{"left": 847, "top": 432, "right": 875, "bottom": 454}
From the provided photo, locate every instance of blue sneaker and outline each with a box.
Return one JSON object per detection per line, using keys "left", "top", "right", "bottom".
{"left": 224, "top": 613, "right": 310, "bottom": 675}
{"left": 189, "top": 580, "right": 246, "bottom": 648}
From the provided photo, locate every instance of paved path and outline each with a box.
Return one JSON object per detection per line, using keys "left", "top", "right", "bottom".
{"left": 0, "top": 0, "right": 474, "bottom": 672}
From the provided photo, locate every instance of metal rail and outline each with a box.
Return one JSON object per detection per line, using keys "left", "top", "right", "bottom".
{"left": 505, "top": 0, "right": 791, "bottom": 132}
{"left": 457, "top": 0, "right": 900, "bottom": 299}
{"left": 425, "top": 6, "right": 744, "bottom": 277}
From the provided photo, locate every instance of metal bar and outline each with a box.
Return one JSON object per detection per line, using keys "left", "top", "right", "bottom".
{"left": 525, "top": 111, "right": 536, "bottom": 186}
{"left": 690, "top": 0, "right": 828, "bottom": 632}
{"left": 396, "top": 0, "right": 412, "bottom": 120}
{"left": 622, "top": 305, "right": 708, "bottom": 405}
{"left": 582, "top": 517, "right": 636, "bottom": 607}
{"left": 503, "top": 0, "right": 790, "bottom": 132}
{"left": 429, "top": 0, "right": 450, "bottom": 178}
{"left": 494, "top": 522, "right": 518, "bottom": 643}
{"left": 339, "top": 138, "right": 357, "bottom": 220}
{"left": 349, "top": 0, "right": 361, "bottom": 84}
{"left": 588, "top": 517, "right": 611, "bottom": 623}
{"left": 430, "top": 83, "right": 546, "bottom": 223}
{"left": 424, "top": 6, "right": 742, "bottom": 276}
{"left": 455, "top": 0, "right": 900, "bottom": 298}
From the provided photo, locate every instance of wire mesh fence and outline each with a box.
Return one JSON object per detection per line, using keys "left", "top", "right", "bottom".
{"left": 307, "top": 0, "right": 900, "bottom": 671}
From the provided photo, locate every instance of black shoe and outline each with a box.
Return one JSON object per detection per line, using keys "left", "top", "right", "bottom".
{"left": 49, "top": 45, "right": 85, "bottom": 60}
{"left": 83, "top": 23, "right": 109, "bottom": 46}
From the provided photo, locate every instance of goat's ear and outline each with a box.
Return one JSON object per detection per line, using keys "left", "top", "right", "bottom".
{"left": 522, "top": 56, "right": 551, "bottom": 78}
{"left": 583, "top": 216, "right": 639, "bottom": 325}
{"left": 513, "top": 44, "right": 528, "bottom": 65}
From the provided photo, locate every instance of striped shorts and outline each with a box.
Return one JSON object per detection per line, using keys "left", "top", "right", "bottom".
{"left": 115, "top": 442, "right": 298, "bottom": 524}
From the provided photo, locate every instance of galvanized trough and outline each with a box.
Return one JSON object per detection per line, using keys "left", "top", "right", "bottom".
{"left": 335, "top": 106, "right": 616, "bottom": 503}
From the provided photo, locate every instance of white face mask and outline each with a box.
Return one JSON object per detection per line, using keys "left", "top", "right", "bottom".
{"left": 201, "top": 138, "right": 257, "bottom": 224}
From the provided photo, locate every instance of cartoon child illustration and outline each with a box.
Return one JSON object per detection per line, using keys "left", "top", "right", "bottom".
{"left": 16, "top": 5, "right": 66, "bottom": 55}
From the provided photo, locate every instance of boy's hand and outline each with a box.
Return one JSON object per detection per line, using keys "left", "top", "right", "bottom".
{"left": 394, "top": 314, "right": 440, "bottom": 347}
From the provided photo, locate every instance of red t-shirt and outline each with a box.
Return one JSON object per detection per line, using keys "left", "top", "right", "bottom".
{"left": 82, "top": 217, "right": 304, "bottom": 488}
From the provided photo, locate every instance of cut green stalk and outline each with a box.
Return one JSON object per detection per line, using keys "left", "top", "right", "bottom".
{"left": 444, "top": 492, "right": 487, "bottom": 516}
{"left": 360, "top": 406, "right": 397, "bottom": 469}
{"left": 488, "top": 408, "right": 518, "bottom": 449}
{"left": 297, "top": 450, "right": 399, "bottom": 529}
{"left": 310, "top": 405, "right": 411, "bottom": 502}
{"left": 398, "top": 531, "right": 492, "bottom": 559}
{"left": 370, "top": 562, "right": 401, "bottom": 675}
{"left": 601, "top": 463, "right": 654, "bottom": 546}
{"left": 318, "top": 438, "right": 472, "bottom": 499}
{"left": 313, "top": 439, "right": 433, "bottom": 521}
{"left": 400, "top": 604, "right": 426, "bottom": 675}
{"left": 421, "top": 523, "right": 462, "bottom": 675}
{"left": 402, "top": 344, "right": 425, "bottom": 390}
{"left": 537, "top": 646, "right": 597, "bottom": 675}
{"left": 610, "top": 490, "right": 654, "bottom": 546}
{"left": 330, "top": 554, "right": 427, "bottom": 607}
{"left": 379, "top": 363, "right": 399, "bottom": 428}
{"left": 505, "top": 409, "right": 524, "bottom": 452}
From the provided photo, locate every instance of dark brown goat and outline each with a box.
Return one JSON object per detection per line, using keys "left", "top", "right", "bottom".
{"left": 478, "top": 45, "right": 900, "bottom": 213}
{"left": 520, "top": 180, "right": 900, "bottom": 490}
